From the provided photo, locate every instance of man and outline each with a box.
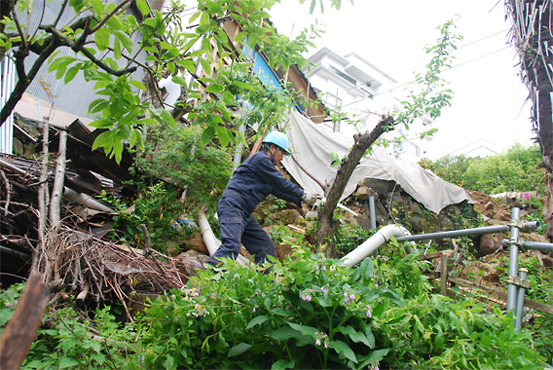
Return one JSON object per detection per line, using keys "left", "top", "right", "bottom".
{"left": 209, "top": 131, "right": 318, "bottom": 267}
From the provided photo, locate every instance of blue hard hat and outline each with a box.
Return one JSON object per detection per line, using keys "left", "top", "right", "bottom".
{"left": 262, "top": 131, "right": 290, "bottom": 155}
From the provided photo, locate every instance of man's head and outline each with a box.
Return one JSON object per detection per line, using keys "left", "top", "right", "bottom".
{"left": 261, "top": 131, "right": 290, "bottom": 164}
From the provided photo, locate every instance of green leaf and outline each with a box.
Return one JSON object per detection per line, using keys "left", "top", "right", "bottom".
{"left": 205, "top": 84, "right": 224, "bottom": 93}
{"left": 271, "top": 359, "right": 295, "bottom": 370}
{"left": 357, "top": 348, "right": 390, "bottom": 369}
{"left": 246, "top": 315, "right": 270, "bottom": 329}
{"left": 59, "top": 357, "right": 81, "bottom": 368}
{"left": 328, "top": 340, "right": 357, "bottom": 363}
{"left": 94, "top": 26, "right": 110, "bottom": 51}
{"left": 114, "top": 30, "right": 133, "bottom": 52}
{"left": 92, "top": 130, "right": 112, "bottom": 150}
{"left": 231, "top": 80, "right": 254, "bottom": 90}
{"left": 228, "top": 342, "right": 252, "bottom": 357}
{"left": 198, "top": 57, "right": 211, "bottom": 75}
{"left": 287, "top": 323, "right": 317, "bottom": 338}
{"left": 339, "top": 326, "right": 371, "bottom": 348}
{"left": 135, "top": 0, "right": 150, "bottom": 16}
{"left": 216, "top": 125, "right": 230, "bottom": 147}
{"left": 270, "top": 326, "right": 301, "bottom": 342}
{"left": 200, "top": 126, "right": 215, "bottom": 145}
{"left": 113, "top": 37, "right": 122, "bottom": 59}
{"left": 172, "top": 76, "right": 187, "bottom": 86}
{"left": 129, "top": 80, "right": 147, "bottom": 91}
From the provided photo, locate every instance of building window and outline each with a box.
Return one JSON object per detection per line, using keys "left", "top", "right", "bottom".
{"left": 329, "top": 65, "right": 357, "bottom": 85}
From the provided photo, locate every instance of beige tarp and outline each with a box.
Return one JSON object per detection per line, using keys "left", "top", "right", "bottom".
{"left": 281, "top": 111, "right": 472, "bottom": 214}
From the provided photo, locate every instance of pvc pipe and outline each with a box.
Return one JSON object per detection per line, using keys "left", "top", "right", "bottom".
{"left": 197, "top": 210, "right": 248, "bottom": 265}
{"left": 507, "top": 207, "right": 521, "bottom": 312}
{"left": 62, "top": 187, "right": 115, "bottom": 212}
{"left": 341, "top": 224, "right": 412, "bottom": 267}
{"left": 515, "top": 268, "right": 528, "bottom": 332}
{"left": 394, "top": 221, "right": 539, "bottom": 242}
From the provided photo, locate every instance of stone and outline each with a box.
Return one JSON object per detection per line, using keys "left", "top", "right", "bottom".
{"left": 279, "top": 209, "right": 303, "bottom": 225}
{"left": 478, "top": 233, "right": 503, "bottom": 256}
{"left": 355, "top": 186, "right": 371, "bottom": 201}
{"left": 357, "top": 178, "right": 390, "bottom": 198}
{"left": 186, "top": 233, "right": 209, "bottom": 254}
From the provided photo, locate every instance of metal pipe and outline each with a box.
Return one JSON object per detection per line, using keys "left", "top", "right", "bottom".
{"left": 394, "top": 221, "right": 539, "bottom": 242}
{"left": 369, "top": 195, "right": 376, "bottom": 230}
{"left": 515, "top": 268, "right": 528, "bottom": 332}
{"left": 519, "top": 240, "right": 553, "bottom": 253}
{"left": 507, "top": 208, "right": 521, "bottom": 312}
{"left": 341, "top": 224, "right": 413, "bottom": 267}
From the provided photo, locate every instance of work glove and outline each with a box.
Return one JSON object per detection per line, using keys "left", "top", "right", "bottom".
{"left": 302, "top": 192, "right": 318, "bottom": 205}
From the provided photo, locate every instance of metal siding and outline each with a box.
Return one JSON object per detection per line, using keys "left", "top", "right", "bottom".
{"left": 1, "top": 55, "right": 16, "bottom": 154}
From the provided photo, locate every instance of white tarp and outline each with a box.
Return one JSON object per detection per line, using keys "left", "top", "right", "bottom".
{"left": 281, "top": 111, "right": 472, "bottom": 214}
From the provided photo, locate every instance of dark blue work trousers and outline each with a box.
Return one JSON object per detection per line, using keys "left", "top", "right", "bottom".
{"left": 210, "top": 195, "right": 275, "bottom": 265}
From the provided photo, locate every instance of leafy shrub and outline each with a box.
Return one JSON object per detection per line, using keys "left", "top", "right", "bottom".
{"left": 132, "top": 125, "right": 232, "bottom": 212}
{"left": 0, "top": 283, "right": 143, "bottom": 369}
{"left": 99, "top": 181, "right": 186, "bottom": 251}
{"left": 139, "top": 250, "right": 387, "bottom": 369}
{"left": 421, "top": 144, "right": 545, "bottom": 195}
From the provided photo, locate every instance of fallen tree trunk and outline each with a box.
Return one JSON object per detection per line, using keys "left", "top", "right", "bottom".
{"left": 0, "top": 271, "right": 50, "bottom": 369}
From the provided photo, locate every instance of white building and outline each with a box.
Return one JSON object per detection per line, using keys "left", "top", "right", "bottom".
{"left": 446, "top": 138, "right": 504, "bottom": 159}
{"left": 302, "top": 47, "right": 432, "bottom": 162}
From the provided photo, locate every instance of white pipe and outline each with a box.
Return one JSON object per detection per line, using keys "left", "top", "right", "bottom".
{"left": 63, "top": 187, "right": 115, "bottom": 212}
{"left": 341, "top": 224, "right": 413, "bottom": 267}
{"left": 197, "top": 209, "right": 248, "bottom": 265}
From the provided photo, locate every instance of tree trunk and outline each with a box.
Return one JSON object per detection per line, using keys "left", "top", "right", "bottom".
{"left": 506, "top": 0, "right": 553, "bottom": 241}
{"left": 315, "top": 115, "right": 395, "bottom": 258}
{"left": 49, "top": 130, "right": 67, "bottom": 232}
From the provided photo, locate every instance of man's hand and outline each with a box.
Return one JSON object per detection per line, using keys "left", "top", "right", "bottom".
{"left": 302, "top": 192, "right": 318, "bottom": 205}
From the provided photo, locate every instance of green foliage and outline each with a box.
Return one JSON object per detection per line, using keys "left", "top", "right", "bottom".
{"left": 422, "top": 144, "right": 545, "bottom": 195}
{"left": 333, "top": 221, "right": 375, "bottom": 256}
{"left": 373, "top": 295, "right": 542, "bottom": 369}
{"left": 3, "top": 242, "right": 550, "bottom": 369}
{"left": 395, "top": 18, "right": 462, "bottom": 131}
{"left": 2, "top": 0, "right": 347, "bottom": 162}
{"left": 98, "top": 182, "right": 185, "bottom": 251}
{"left": 420, "top": 153, "right": 474, "bottom": 188}
{"left": 0, "top": 284, "right": 143, "bottom": 369}
{"left": 132, "top": 125, "right": 232, "bottom": 212}
{"left": 139, "top": 250, "right": 387, "bottom": 369}
{"left": 24, "top": 305, "right": 142, "bottom": 369}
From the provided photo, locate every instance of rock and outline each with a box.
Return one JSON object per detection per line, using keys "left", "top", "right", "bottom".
{"left": 478, "top": 233, "right": 503, "bottom": 256}
{"left": 542, "top": 256, "right": 553, "bottom": 269}
{"left": 355, "top": 186, "right": 371, "bottom": 201}
{"left": 357, "top": 178, "right": 391, "bottom": 198}
{"left": 176, "top": 251, "right": 210, "bottom": 277}
{"left": 356, "top": 215, "right": 373, "bottom": 231}
{"left": 279, "top": 209, "right": 303, "bottom": 225}
{"left": 186, "top": 233, "right": 209, "bottom": 254}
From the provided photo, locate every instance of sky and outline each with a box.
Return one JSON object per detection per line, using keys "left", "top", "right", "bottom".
{"left": 269, "top": 0, "right": 536, "bottom": 160}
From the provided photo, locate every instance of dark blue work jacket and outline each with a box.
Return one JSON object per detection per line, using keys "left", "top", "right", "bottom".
{"left": 223, "top": 151, "right": 303, "bottom": 214}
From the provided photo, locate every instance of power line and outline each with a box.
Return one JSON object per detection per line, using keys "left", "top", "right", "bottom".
{"left": 328, "top": 28, "right": 511, "bottom": 100}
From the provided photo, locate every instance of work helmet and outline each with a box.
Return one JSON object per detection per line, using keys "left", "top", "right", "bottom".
{"left": 262, "top": 131, "right": 290, "bottom": 155}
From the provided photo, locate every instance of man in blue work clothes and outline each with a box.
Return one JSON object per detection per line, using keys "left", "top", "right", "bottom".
{"left": 209, "top": 131, "right": 318, "bottom": 268}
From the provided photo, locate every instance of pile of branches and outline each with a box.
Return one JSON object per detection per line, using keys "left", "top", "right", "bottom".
{"left": 46, "top": 226, "right": 188, "bottom": 320}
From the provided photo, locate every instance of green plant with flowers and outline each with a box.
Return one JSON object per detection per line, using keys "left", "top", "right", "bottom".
{"left": 139, "top": 248, "right": 388, "bottom": 369}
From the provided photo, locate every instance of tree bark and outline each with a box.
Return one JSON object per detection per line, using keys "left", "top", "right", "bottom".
{"left": 49, "top": 130, "right": 67, "bottom": 232}
{"left": 314, "top": 115, "right": 395, "bottom": 258}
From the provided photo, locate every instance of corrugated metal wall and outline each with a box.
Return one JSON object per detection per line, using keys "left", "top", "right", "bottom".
{"left": 0, "top": 55, "right": 15, "bottom": 154}
{"left": 19, "top": 0, "right": 147, "bottom": 123}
